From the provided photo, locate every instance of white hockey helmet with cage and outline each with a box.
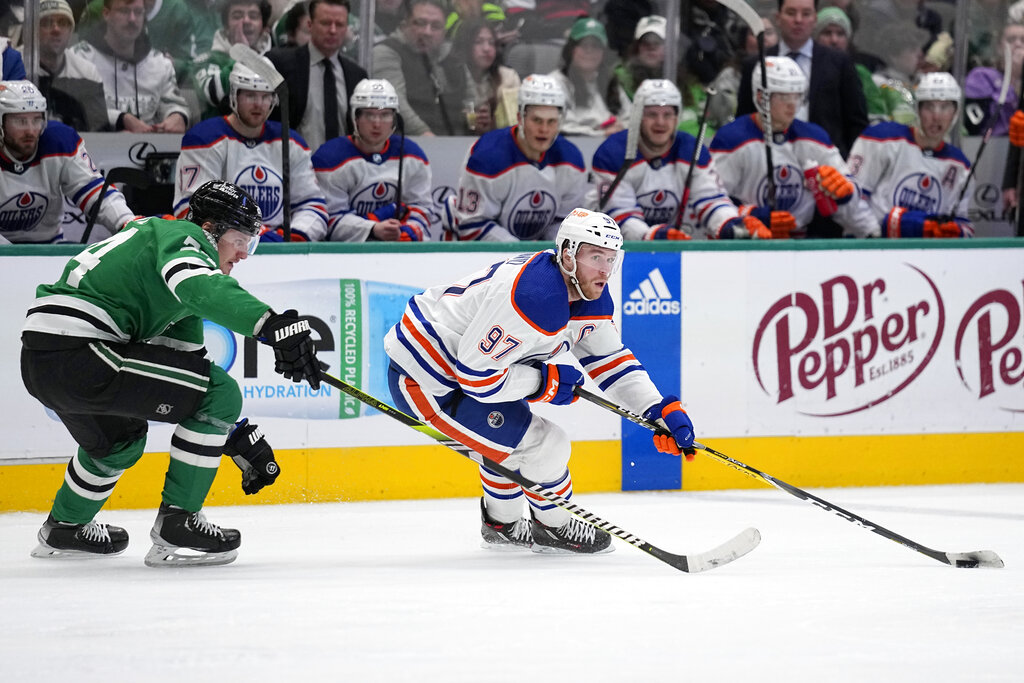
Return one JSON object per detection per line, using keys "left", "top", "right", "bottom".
{"left": 556, "top": 208, "right": 623, "bottom": 301}
{"left": 518, "top": 74, "right": 566, "bottom": 119}
{"left": 914, "top": 72, "right": 961, "bottom": 107}
{"left": 350, "top": 78, "right": 400, "bottom": 113}
{"left": 229, "top": 60, "right": 278, "bottom": 115}
{"left": 752, "top": 56, "right": 807, "bottom": 115}
{"left": 0, "top": 80, "right": 47, "bottom": 136}
{"left": 634, "top": 78, "right": 682, "bottom": 111}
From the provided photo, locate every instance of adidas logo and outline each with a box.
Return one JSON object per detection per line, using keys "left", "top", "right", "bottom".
{"left": 623, "top": 268, "right": 680, "bottom": 315}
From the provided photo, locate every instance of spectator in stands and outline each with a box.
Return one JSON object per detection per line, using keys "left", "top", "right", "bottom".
{"left": 601, "top": 0, "right": 655, "bottom": 58}
{"left": 502, "top": 1, "right": 588, "bottom": 78}
{"left": 711, "top": 57, "right": 875, "bottom": 239}
{"left": 174, "top": 60, "right": 327, "bottom": 242}
{"left": 373, "top": 0, "right": 468, "bottom": 136}
{"left": 445, "top": 73, "right": 587, "bottom": 241}
{"left": 313, "top": 78, "right": 433, "bottom": 241}
{"left": 452, "top": 18, "right": 520, "bottom": 134}
{"left": 613, "top": 15, "right": 666, "bottom": 102}
{"left": 72, "top": 0, "right": 190, "bottom": 133}
{"left": 0, "top": 80, "right": 134, "bottom": 244}
{"left": 445, "top": 0, "right": 505, "bottom": 39}
{"left": 547, "top": 17, "right": 629, "bottom": 137}
{"left": 0, "top": 0, "right": 22, "bottom": 48}
{"left": 965, "top": 20, "right": 1024, "bottom": 137}
{"left": 865, "top": 21, "right": 928, "bottom": 97}
{"left": 707, "top": 14, "right": 776, "bottom": 128}
{"left": 275, "top": 1, "right": 311, "bottom": 47}
{"left": 736, "top": 0, "right": 868, "bottom": 158}
{"left": 267, "top": 0, "right": 368, "bottom": 152}
{"left": 189, "top": 0, "right": 273, "bottom": 121}
{"left": 848, "top": 72, "right": 974, "bottom": 238}
{"left": 79, "top": 0, "right": 219, "bottom": 85}
{"left": 812, "top": 7, "right": 891, "bottom": 125}
{"left": 37, "top": 0, "right": 109, "bottom": 131}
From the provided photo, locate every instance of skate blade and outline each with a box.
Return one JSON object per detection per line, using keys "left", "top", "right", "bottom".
{"left": 144, "top": 544, "right": 238, "bottom": 568}
{"left": 530, "top": 543, "right": 615, "bottom": 556}
{"left": 30, "top": 543, "right": 126, "bottom": 559}
{"left": 480, "top": 540, "right": 534, "bottom": 552}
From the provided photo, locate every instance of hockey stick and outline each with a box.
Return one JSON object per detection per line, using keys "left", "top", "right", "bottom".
{"left": 230, "top": 43, "right": 292, "bottom": 240}
{"left": 318, "top": 371, "right": 760, "bottom": 573}
{"left": 574, "top": 386, "right": 1004, "bottom": 569}
{"left": 394, "top": 112, "right": 407, "bottom": 221}
{"left": 81, "top": 166, "right": 151, "bottom": 243}
{"left": 673, "top": 85, "right": 717, "bottom": 230}
{"left": 956, "top": 43, "right": 1012, "bottom": 211}
{"left": 1015, "top": 61, "right": 1024, "bottom": 236}
{"left": 597, "top": 103, "right": 642, "bottom": 210}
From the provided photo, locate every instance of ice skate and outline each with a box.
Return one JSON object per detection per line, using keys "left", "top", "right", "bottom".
{"left": 479, "top": 498, "right": 533, "bottom": 550}
{"left": 31, "top": 514, "right": 129, "bottom": 558}
{"left": 530, "top": 512, "right": 614, "bottom": 555}
{"left": 144, "top": 503, "right": 241, "bottom": 568}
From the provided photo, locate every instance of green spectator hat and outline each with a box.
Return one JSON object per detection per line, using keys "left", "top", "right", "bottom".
{"left": 814, "top": 7, "right": 851, "bottom": 37}
{"left": 569, "top": 17, "right": 608, "bottom": 47}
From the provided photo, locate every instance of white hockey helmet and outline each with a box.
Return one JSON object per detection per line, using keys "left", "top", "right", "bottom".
{"left": 915, "top": 72, "right": 961, "bottom": 108}
{"left": 518, "top": 73, "right": 566, "bottom": 119}
{"left": 556, "top": 208, "right": 623, "bottom": 300}
{"left": 350, "top": 78, "right": 400, "bottom": 113}
{"left": 0, "top": 80, "right": 47, "bottom": 133}
{"left": 634, "top": 78, "right": 682, "bottom": 111}
{"left": 229, "top": 60, "right": 278, "bottom": 115}
{"left": 752, "top": 56, "right": 807, "bottom": 114}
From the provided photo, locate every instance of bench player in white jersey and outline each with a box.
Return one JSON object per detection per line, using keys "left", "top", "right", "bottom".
{"left": 384, "top": 209, "right": 696, "bottom": 554}
{"left": 173, "top": 61, "right": 328, "bottom": 242}
{"left": 312, "top": 78, "right": 433, "bottom": 241}
{"left": 446, "top": 74, "right": 588, "bottom": 241}
{"left": 848, "top": 73, "right": 974, "bottom": 238}
{"left": 590, "top": 78, "right": 769, "bottom": 240}
{"left": 710, "top": 57, "right": 875, "bottom": 238}
{"left": 0, "top": 80, "right": 133, "bottom": 244}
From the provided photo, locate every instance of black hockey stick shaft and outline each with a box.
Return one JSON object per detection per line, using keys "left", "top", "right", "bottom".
{"left": 1016, "top": 66, "right": 1024, "bottom": 236}
{"left": 956, "top": 43, "right": 1012, "bottom": 210}
{"left": 574, "top": 386, "right": 1003, "bottom": 569}
{"left": 81, "top": 176, "right": 112, "bottom": 244}
{"left": 395, "top": 112, "right": 406, "bottom": 221}
{"left": 317, "top": 371, "right": 757, "bottom": 573}
{"left": 279, "top": 83, "right": 292, "bottom": 241}
{"left": 757, "top": 33, "right": 777, "bottom": 211}
{"left": 598, "top": 104, "right": 641, "bottom": 210}
{"left": 674, "top": 86, "right": 717, "bottom": 229}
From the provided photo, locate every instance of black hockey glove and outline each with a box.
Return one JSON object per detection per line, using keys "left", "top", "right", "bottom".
{"left": 223, "top": 418, "right": 280, "bottom": 495}
{"left": 258, "top": 309, "right": 324, "bottom": 390}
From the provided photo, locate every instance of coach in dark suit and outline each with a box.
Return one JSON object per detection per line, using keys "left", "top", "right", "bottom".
{"left": 266, "top": 0, "right": 368, "bottom": 151}
{"left": 736, "top": 0, "right": 867, "bottom": 158}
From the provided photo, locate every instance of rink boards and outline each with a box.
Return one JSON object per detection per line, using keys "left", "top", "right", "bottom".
{"left": 2, "top": 241, "right": 1023, "bottom": 511}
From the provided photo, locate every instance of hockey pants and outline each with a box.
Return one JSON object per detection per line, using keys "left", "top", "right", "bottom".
{"left": 21, "top": 340, "right": 243, "bottom": 524}
{"left": 389, "top": 365, "right": 573, "bottom": 527}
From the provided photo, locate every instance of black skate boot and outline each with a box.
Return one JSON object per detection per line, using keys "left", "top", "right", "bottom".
{"left": 480, "top": 497, "right": 533, "bottom": 550}
{"left": 530, "top": 512, "right": 614, "bottom": 554}
{"left": 31, "top": 514, "right": 129, "bottom": 558}
{"left": 144, "top": 503, "right": 241, "bottom": 568}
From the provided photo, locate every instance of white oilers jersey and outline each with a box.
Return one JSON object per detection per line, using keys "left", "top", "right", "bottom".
{"left": 174, "top": 117, "right": 328, "bottom": 241}
{"left": 848, "top": 121, "right": 972, "bottom": 229}
{"left": 384, "top": 250, "right": 662, "bottom": 417}
{"left": 451, "top": 126, "right": 588, "bottom": 241}
{"left": 312, "top": 134, "right": 435, "bottom": 241}
{"left": 710, "top": 115, "right": 876, "bottom": 237}
{"left": 0, "top": 121, "right": 133, "bottom": 244}
{"left": 589, "top": 129, "right": 739, "bottom": 239}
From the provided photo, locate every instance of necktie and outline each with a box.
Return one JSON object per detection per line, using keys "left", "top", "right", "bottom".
{"left": 323, "top": 57, "right": 340, "bottom": 140}
{"left": 787, "top": 51, "right": 805, "bottom": 73}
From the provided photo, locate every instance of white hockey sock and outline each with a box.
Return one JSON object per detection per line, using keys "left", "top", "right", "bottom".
{"left": 479, "top": 465, "right": 524, "bottom": 523}
{"left": 525, "top": 468, "right": 573, "bottom": 527}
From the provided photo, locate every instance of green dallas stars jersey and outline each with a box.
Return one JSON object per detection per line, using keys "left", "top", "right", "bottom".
{"left": 23, "top": 217, "right": 271, "bottom": 350}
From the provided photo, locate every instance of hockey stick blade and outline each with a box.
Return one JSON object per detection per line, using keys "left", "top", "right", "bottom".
{"left": 574, "top": 387, "right": 1004, "bottom": 569}
{"left": 318, "top": 371, "right": 759, "bottom": 573}
{"left": 228, "top": 43, "right": 284, "bottom": 90}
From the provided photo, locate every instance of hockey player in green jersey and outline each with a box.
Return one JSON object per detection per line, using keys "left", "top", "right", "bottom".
{"left": 20, "top": 180, "right": 323, "bottom": 567}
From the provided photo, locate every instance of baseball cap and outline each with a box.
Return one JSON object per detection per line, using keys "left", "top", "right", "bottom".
{"left": 39, "top": 0, "right": 76, "bottom": 26}
{"left": 814, "top": 7, "right": 851, "bottom": 37}
{"left": 569, "top": 17, "right": 608, "bottom": 47}
{"left": 634, "top": 15, "right": 667, "bottom": 41}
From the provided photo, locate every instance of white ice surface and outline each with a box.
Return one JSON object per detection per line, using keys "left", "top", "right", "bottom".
{"left": 1, "top": 483, "right": 1021, "bottom": 682}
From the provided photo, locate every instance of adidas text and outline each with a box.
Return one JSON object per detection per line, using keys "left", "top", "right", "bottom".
{"left": 623, "top": 299, "right": 680, "bottom": 315}
{"left": 624, "top": 268, "right": 680, "bottom": 316}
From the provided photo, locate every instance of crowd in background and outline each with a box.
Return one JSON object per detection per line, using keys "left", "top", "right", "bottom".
{"left": 1, "top": 0, "right": 1023, "bottom": 243}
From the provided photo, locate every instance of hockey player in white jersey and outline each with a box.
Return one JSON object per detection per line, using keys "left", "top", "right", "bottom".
{"left": 710, "top": 56, "right": 875, "bottom": 238}
{"left": 590, "top": 79, "right": 769, "bottom": 240}
{"left": 0, "top": 80, "right": 134, "bottom": 244}
{"left": 447, "top": 74, "right": 588, "bottom": 241}
{"left": 384, "top": 208, "right": 696, "bottom": 554}
{"left": 312, "top": 78, "right": 433, "bottom": 241}
{"left": 173, "top": 61, "right": 328, "bottom": 242}
{"left": 848, "top": 72, "right": 974, "bottom": 238}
